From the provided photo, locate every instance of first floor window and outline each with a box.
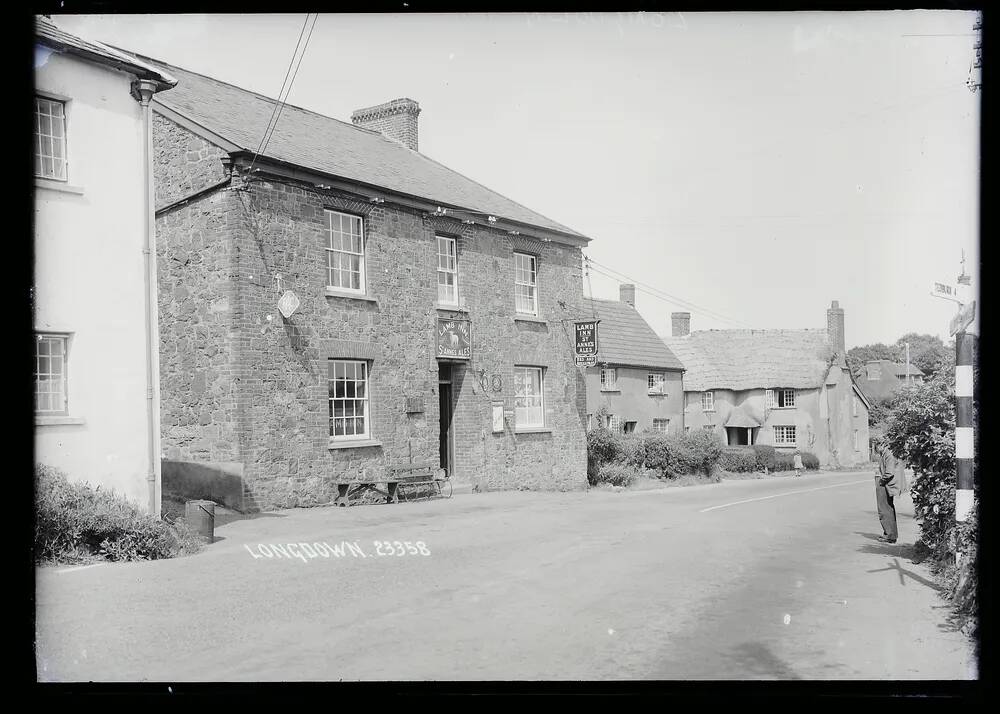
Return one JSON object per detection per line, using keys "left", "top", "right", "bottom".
{"left": 437, "top": 235, "right": 458, "bottom": 304}
{"left": 514, "top": 366, "right": 544, "bottom": 428}
{"left": 35, "top": 333, "right": 68, "bottom": 414}
{"left": 773, "top": 425, "right": 797, "bottom": 446}
{"left": 648, "top": 373, "right": 665, "bottom": 393}
{"left": 600, "top": 367, "right": 617, "bottom": 390}
{"left": 326, "top": 210, "right": 365, "bottom": 293}
{"left": 701, "top": 391, "right": 714, "bottom": 411}
{"left": 514, "top": 252, "right": 537, "bottom": 315}
{"left": 35, "top": 96, "right": 67, "bottom": 180}
{"left": 329, "top": 359, "right": 369, "bottom": 439}
{"left": 765, "top": 388, "right": 795, "bottom": 408}
{"left": 652, "top": 418, "right": 670, "bottom": 434}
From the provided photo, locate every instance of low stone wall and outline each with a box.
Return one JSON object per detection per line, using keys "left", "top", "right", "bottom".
{"left": 161, "top": 460, "right": 250, "bottom": 513}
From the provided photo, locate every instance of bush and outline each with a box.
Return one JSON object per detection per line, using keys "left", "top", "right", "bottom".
{"left": 800, "top": 452, "right": 820, "bottom": 470}
{"left": 619, "top": 433, "right": 647, "bottom": 468}
{"left": 587, "top": 427, "right": 623, "bottom": 484}
{"left": 684, "top": 430, "right": 723, "bottom": 475}
{"left": 643, "top": 431, "right": 722, "bottom": 479}
{"left": 719, "top": 447, "right": 757, "bottom": 473}
{"left": 34, "top": 465, "right": 204, "bottom": 563}
{"left": 752, "top": 444, "right": 777, "bottom": 472}
{"left": 595, "top": 462, "right": 639, "bottom": 488}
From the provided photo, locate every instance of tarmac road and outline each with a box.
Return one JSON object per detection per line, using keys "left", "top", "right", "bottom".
{"left": 35, "top": 470, "right": 977, "bottom": 681}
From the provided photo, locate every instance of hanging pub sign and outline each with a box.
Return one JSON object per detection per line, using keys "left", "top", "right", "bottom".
{"left": 574, "top": 320, "right": 599, "bottom": 367}
{"left": 437, "top": 318, "right": 472, "bottom": 360}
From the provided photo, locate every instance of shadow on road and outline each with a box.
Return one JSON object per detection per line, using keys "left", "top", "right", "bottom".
{"left": 728, "top": 642, "right": 801, "bottom": 680}
{"left": 864, "top": 556, "right": 943, "bottom": 592}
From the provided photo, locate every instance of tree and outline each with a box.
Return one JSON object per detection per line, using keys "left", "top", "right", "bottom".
{"left": 895, "top": 333, "right": 951, "bottom": 380}
{"left": 846, "top": 342, "right": 902, "bottom": 381}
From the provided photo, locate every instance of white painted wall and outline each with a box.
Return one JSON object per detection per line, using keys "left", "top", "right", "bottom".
{"left": 34, "top": 49, "right": 160, "bottom": 512}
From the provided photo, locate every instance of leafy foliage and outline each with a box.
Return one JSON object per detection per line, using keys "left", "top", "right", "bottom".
{"left": 719, "top": 447, "right": 757, "bottom": 472}
{"left": 588, "top": 429, "right": 724, "bottom": 482}
{"left": 35, "top": 465, "right": 205, "bottom": 563}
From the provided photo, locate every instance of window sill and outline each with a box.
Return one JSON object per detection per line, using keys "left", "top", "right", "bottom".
{"left": 769, "top": 406, "right": 796, "bottom": 410}
{"left": 514, "top": 427, "right": 551, "bottom": 434}
{"left": 600, "top": 389, "right": 621, "bottom": 394}
{"left": 36, "top": 415, "right": 85, "bottom": 426}
{"left": 35, "top": 178, "right": 84, "bottom": 195}
{"left": 325, "top": 288, "right": 378, "bottom": 303}
{"left": 513, "top": 314, "right": 546, "bottom": 324}
{"left": 647, "top": 391, "right": 668, "bottom": 397}
{"left": 436, "top": 303, "right": 469, "bottom": 313}
{"left": 328, "top": 438, "right": 382, "bottom": 450}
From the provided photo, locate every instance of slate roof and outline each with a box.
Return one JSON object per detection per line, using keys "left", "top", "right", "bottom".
{"left": 585, "top": 299, "right": 684, "bottom": 371}
{"left": 123, "top": 54, "right": 587, "bottom": 242}
{"left": 35, "top": 16, "right": 176, "bottom": 88}
{"left": 662, "top": 329, "right": 834, "bottom": 392}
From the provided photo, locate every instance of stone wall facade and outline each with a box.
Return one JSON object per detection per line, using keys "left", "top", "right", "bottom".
{"left": 153, "top": 115, "right": 589, "bottom": 510}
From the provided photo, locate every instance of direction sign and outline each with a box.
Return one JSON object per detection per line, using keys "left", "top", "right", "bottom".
{"left": 575, "top": 355, "right": 597, "bottom": 368}
{"left": 931, "top": 282, "right": 962, "bottom": 303}
{"left": 950, "top": 300, "right": 976, "bottom": 336}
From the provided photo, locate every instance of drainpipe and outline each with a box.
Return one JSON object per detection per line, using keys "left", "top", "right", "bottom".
{"left": 134, "top": 79, "right": 161, "bottom": 516}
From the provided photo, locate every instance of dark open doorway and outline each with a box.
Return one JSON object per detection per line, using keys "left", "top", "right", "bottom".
{"left": 439, "top": 364, "right": 454, "bottom": 476}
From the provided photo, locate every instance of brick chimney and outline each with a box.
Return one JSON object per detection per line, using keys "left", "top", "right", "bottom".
{"left": 671, "top": 312, "right": 690, "bottom": 337}
{"left": 827, "top": 300, "right": 845, "bottom": 358}
{"left": 619, "top": 284, "right": 636, "bottom": 307}
{"left": 351, "top": 98, "right": 421, "bottom": 151}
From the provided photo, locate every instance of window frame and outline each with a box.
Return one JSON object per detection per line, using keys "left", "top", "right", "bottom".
{"left": 34, "top": 96, "right": 68, "bottom": 182}
{"left": 652, "top": 418, "right": 670, "bottom": 434}
{"left": 513, "top": 251, "right": 538, "bottom": 316}
{"left": 35, "top": 333, "right": 70, "bottom": 416}
{"left": 513, "top": 365, "right": 545, "bottom": 429}
{"left": 648, "top": 373, "right": 666, "bottom": 394}
{"left": 765, "top": 388, "right": 796, "bottom": 408}
{"left": 600, "top": 367, "right": 618, "bottom": 391}
{"left": 701, "top": 391, "right": 715, "bottom": 412}
{"left": 325, "top": 210, "right": 367, "bottom": 295}
{"left": 436, "top": 234, "right": 459, "bottom": 306}
{"left": 328, "top": 359, "right": 371, "bottom": 441}
{"left": 608, "top": 414, "right": 621, "bottom": 432}
{"left": 773, "top": 425, "right": 797, "bottom": 446}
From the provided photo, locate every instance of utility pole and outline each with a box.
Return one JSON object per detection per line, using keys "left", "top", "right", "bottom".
{"left": 966, "top": 12, "right": 982, "bottom": 93}
{"left": 905, "top": 341, "right": 911, "bottom": 386}
{"left": 953, "top": 253, "right": 976, "bottom": 570}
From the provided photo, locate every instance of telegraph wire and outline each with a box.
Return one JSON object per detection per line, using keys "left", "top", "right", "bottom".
{"left": 247, "top": 13, "right": 319, "bottom": 178}
{"left": 585, "top": 257, "right": 752, "bottom": 328}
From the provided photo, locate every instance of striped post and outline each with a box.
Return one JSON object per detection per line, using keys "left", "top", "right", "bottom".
{"left": 955, "top": 330, "right": 975, "bottom": 528}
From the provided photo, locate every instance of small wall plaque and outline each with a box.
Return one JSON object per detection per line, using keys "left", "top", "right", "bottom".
{"left": 405, "top": 396, "right": 424, "bottom": 413}
{"left": 492, "top": 401, "right": 504, "bottom": 433}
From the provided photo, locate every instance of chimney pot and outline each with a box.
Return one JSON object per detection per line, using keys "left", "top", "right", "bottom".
{"left": 671, "top": 312, "right": 691, "bottom": 337}
{"left": 351, "top": 98, "right": 421, "bottom": 151}
{"left": 619, "top": 284, "right": 636, "bottom": 307}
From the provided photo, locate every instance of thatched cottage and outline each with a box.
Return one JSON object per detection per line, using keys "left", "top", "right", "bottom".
{"left": 662, "top": 301, "right": 871, "bottom": 467}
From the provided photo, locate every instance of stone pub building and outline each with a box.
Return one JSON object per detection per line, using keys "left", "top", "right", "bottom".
{"left": 147, "top": 59, "right": 592, "bottom": 510}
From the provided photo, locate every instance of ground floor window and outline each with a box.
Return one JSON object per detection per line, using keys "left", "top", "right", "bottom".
{"left": 329, "top": 359, "right": 369, "bottom": 439}
{"left": 773, "top": 425, "right": 796, "bottom": 446}
{"left": 624, "top": 421, "right": 637, "bottom": 434}
{"left": 726, "top": 426, "right": 756, "bottom": 446}
{"left": 608, "top": 414, "right": 621, "bottom": 432}
{"left": 35, "top": 333, "right": 68, "bottom": 415}
{"left": 587, "top": 413, "right": 594, "bottom": 430}
{"left": 514, "top": 365, "right": 544, "bottom": 428}
{"left": 652, "top": 418, "right": 669, "bottom": 434}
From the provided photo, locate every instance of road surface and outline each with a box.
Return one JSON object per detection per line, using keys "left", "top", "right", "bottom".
{"left": 35, "top": 470, "right": 977, "bottom": 681}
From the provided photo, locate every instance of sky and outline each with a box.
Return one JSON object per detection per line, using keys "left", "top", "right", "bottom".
{"left": 52, "top": 11, "right": 981, "bottom": 348}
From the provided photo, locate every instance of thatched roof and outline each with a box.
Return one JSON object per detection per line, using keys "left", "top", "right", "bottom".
{"left": 662, "top": 329, "right": 834, "bottom": 391}
{"left": 724, "top": 405, "right": 762, "bottom": 428}
{"left": 584, "top": 298, "right": 684, "bottom": 371}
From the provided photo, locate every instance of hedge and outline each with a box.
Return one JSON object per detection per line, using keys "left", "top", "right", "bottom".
{"left": 588, "top": 428, "right": 723, "bottom": 481}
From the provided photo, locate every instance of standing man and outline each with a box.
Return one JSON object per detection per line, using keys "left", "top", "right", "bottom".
{"left": 873, "top": 436, "right": 907, "bottom": 544}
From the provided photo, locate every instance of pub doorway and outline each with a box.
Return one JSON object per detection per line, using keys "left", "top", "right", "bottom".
{"left": 439, "top": 364, "right": 454, "bottom": 476}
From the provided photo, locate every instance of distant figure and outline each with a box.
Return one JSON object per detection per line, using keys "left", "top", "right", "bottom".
{"left": 873, "top": 438, "right": 907, "bottom": 544}
{"left": 793, "top": 450, "right": 803, "bottom": 477}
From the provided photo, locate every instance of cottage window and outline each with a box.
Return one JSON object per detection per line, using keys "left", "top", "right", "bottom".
{"left": 35, "top": 333, "right": 68, "bottom": 415}
{"left": 587, "top": 413, "right": 594, "bottom": 430}
{"left": 624, "top": 421, "right": 637, "bottom": 434}
{"left": 35, "top": 97, "right": 67, "bottom": 181}
{"left": 437, "top": 235, "right": 458, "bottom": 305}
{"left": 600, "top": 367, "right": 617, "bottom": 391}
{"left": 608, "top": 415, "right": 622, "bottom": 432}
{"left": 773, "top": 425, "right": 797, "bottom": 446}
{"left": 701, "top": 391, "right": 714, "bottom": 411}
{"left": 329, "top": 360, "right": 370, "bottom": 440}
{"left": 648, "top": 373, "right": 666, "bottom": 394}
{"left": 765, "top": 388, "right": 795, "bottom": 408}
{"left": 325, "top": 210, "right": 365, "bottom": 293}
{"left": 514, "top": 366, "right": 544, "bottom": 428}
{"left": 652, "top": 418, "right": 670, "bottom": 434}
{"left": 513, "top": 252, "right": 537, "bottom": 315}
